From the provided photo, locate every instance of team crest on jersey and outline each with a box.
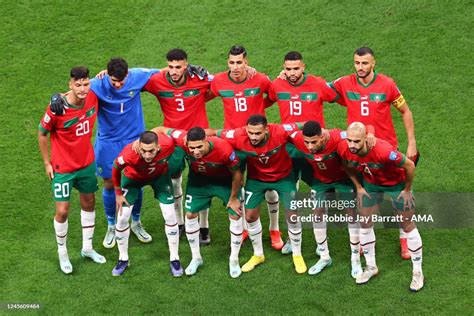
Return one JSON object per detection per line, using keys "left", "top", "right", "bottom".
{"left": 226, "top": 130, "right": 235, "bottom": 138}
{"left": 117, "top": 156, "right": 125, "bottom": 165}
{"left": 361, "top": 163, "right": 373, "bottom": 176}
{"left": 306, "top": 95, "right": 312, "bottom": 101}
{"left": 171, "top": 130, "right": 183, "bottom": 139}
{"left": 374, "top": 95, "right": 381, "bottom": 103}
{"left": 43, "top": 113, "right": 51, "bottom": 123}
{"left": 258, "top": 153, "right": 269, "bottom": 164}
{"left": 389, "top": 151, "right": 398, "bottom": 161}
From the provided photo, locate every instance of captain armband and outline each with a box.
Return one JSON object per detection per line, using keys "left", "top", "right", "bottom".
{"left": 391, "top": 95, "right": 406, "bottom": 108}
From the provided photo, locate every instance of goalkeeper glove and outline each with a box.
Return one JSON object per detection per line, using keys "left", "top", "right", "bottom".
{"left": 50, "top": 93, "right": 68, "bottom": 115}
{"left": 187, "top": 64, "right": 208, "bottom": 80}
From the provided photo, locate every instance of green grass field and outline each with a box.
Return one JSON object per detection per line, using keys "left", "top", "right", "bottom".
{"left": 1, "top": 0, "right": 473, "bottom": 314}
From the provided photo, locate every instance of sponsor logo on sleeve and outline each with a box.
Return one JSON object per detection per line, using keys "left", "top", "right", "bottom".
{"left": 43, "top": 113, "right": 51, "bottom": 123}
{"left": 290, "top": 131, "right": 298, "bottom": 138}
{"left": 226, "top": 130, "right": 235, "bottom": 138}
{"left": 340, "top": 131, "right": 347, "bottom": 139}
{"left": 117, "top": 156, "right": 125, "bottom": 165}
{"left": 230, "top": 151, "right": 236, "bottom": 161}
{"left": 389, "top": 151, "right": 398, "bottom": 161}
{"left": 171, "top": 130, "right": 182, "bottom": 139}
{"left": 283, "top": 124, "right": 293, "bottom": 131}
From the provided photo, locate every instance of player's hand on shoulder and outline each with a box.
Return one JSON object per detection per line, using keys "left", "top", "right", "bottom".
{"left": 187, "top": 64, "right": 208, "bottom": 80}
{"left": 131, "top": 140, "right": 140, "bottom": 153}
{"left": 50, "top": 93, "right": 68, "bottom": 115}
{"left": 366, "top": 133, "right": 376, "bottom": 149}
{"left": 277, "top": 69, "right": 286, "bottom": 80}
{"left": 246, "top": 66, "right": 257, "bottom": 79}
{"left": 95, "top": 69, "right": 108, "bottom": 79}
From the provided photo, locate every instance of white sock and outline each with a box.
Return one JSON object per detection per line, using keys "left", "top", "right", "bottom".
{"left": 161, "top": 203, "right": 179, "bottom": 261}
{"left": 240, "top": 188, "right": 248, "bottom": 230}
{"left": 348, "top": 222, "right": 361, "bottom": 260}
{"left": 185, "top": 216, "right": 201, "bottom": 260}
{"left": 288, "top": 222, "right": 302, "bottom": 256}
{"left": 54, "top": 219, "right": 68, "bottom": 254}
{"left": 247, "top": 219, "right": 263, "bottom": 256}
{"left": 265, "top": 190, "right": 279, "bottom": 231}
{"left": 81, "top": 210, "right": 95, "bottom": 252}
{"left": 199, "top": 209, "right": 209, "bottom": 229}
{"left": 400, "top": 228, "right": 407, "bottom": 239}
{"left": 116, "top": 205, "right": 132, "bottom": 261}
{"left": 360, "top": 227, "right": 376, "bottom": 267}
{"left": 172, "top": 176, "right": 184, "bottom": 226}
{"left": 229, "top": 218, "right": 243, "bottom": 261}
{"left": 313, "top": 222, "right": 329, "bottom": 260}
{"left": 407, "top": 228, "right": 423, "bottom": 273}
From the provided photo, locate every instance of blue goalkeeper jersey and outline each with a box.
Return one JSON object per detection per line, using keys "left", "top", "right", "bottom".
{"left": 91, "top": 68, "right": 160, "bottom": 142}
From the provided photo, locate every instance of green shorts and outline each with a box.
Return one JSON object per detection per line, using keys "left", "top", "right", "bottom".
{"left": 121, "top": 174, "right": 174, "bottom": 205}
{"left": 244, "top": 173, "right": 296, "bottom": 210}
{"left": 184, "top": 171, "right": 240, "bottom": 216}
{"left": 286, "top": 143, "right": 313, "bottom": 185}
{"left": 52, "top": 162, "right": 98, "bottom": 202}
{"left": 311, "top": 179, "right": 355, "bottom": 207}
{"left": 362, "top": 181, "right": 410, "bottom": 211}
{"left": 168, "top": 146, "right": 187, "bottom": 177}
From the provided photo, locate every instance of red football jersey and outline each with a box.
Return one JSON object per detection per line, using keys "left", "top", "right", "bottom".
{"left": 112, "top": 136, "right": 175, "bottom": 185}
{"left": 289, "top": 129, "right": 348, "bottom": 183}
{"left": 167, "top": 129, "right": 240, "bottom": 177}
{"left": 330, "top": 72, "right": 404, "bottom": 147}
{"left": 144, "top": 72, "right": 211, "bottom": 129}
{"left": 38, "top": 92, "right": 98, "bottom": 173}
{"left": 218, "top": 123, "right": 301, "bottom": 182}
{"left": 337, "top": 138, "right": 406, "bottom": 186}
{"left": 268, "top": 74, "right": 338, "bottom": 126}
{"left": 210, "top": 71, "right": 271, "bottom": 129}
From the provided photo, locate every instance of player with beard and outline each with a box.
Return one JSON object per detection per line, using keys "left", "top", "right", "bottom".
{"left": 330, "top": 47, "right": 419, "bottom": 259}
{"left": 338, "top": 122, "right": 423, "bottom": 291}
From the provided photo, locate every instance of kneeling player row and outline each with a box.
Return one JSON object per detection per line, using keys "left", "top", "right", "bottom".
{"left": 109, "top": 115, "right": 423, "bottom": 291}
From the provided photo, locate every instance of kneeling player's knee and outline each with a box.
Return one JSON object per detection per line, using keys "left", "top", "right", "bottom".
{"left": 186, "top": 212, "right": 199, "bottom": 220}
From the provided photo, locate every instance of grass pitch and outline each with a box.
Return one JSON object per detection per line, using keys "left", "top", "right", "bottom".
{"left": 0, "top": 0, "right": 473, "bottom": 314}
